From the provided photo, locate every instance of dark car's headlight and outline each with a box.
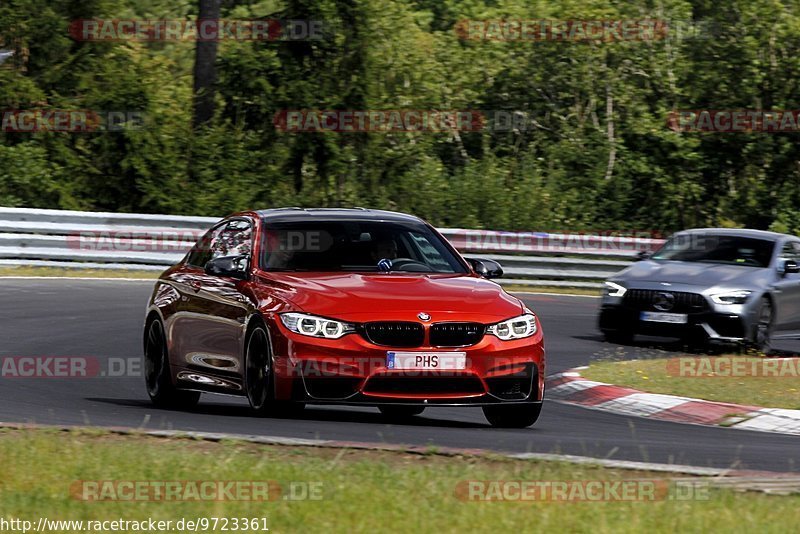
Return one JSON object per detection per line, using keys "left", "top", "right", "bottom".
{"left": 604, "top": 281, "right": 627, "bottom": 297}
{"left": 486, "top": 313, "right": 537, "bottom": 340}
{"left": 280, "top": 313, "right": 356, "bottom": 339}
{"left": 710, "top": 290, "right": 751, "bottom": 305}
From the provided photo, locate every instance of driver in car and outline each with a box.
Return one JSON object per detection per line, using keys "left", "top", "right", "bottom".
{"left": 264, "top": 231, "right": 296, "bottom": 269}
{"left": 370, "top": 238, "right": 399, "bottom": 263}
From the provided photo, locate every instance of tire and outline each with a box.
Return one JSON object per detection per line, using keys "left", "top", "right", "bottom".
{"left": 751, "top": 297, "right": 774, "bottom": 354}
{"left": 483, "top": 402, "right": 542, "bottom": 428}
{"left": 684, "top": 328, "right": 709, "bottom": 353}
{"left": 603, "top": 330, "right": 634, "bottom": 345}
{"left": 144, "top": 318, "right": 200, "bottom": 409}
{"left": 244, "top": 323, "right": 305, "bottom": 417}
{"left": 378, "top": 405, "right": 425, "bottom": 420}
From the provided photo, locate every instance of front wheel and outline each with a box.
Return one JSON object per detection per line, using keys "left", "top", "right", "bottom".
{"left": 245, "top": 325, "right": 274, "bottom": 414}
{"left": 483, "top": 403, "right": 542, "bottom": 428}
{"left": 144, "top": 318, "right": 200, "bottom": 409}
{"left": 751, "top": 297, "right": 774, "bottom": 354}
{"left": 245, "top": 324, "right": 305, "bottom": 417}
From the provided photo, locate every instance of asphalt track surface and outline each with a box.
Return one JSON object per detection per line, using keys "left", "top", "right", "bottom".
{"left": 1, "top": 279, "right": 798, "bottom": 473}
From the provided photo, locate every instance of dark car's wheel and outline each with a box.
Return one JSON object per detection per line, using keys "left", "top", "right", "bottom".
{"left": 602, "top": 330, "right": 634, "bottom": 345}
{"left": 144, "top": 318, "right": 200, "bottom": 409}
{"left": 482, "top": 402, "right": 542, "bottom": 428}
{"left": 245, "top": 323, "right": 305, "bottom": 417}
{"left": 378, "top": 405, "right": 425, "bottom": 420}
{"left": 752, "top": 297, "right": 774, "bottom": 353}
{"left": 684, "top": 328, "right": 709, "bottom": 353}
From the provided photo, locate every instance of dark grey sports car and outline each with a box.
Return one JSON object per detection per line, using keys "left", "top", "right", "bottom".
{"left": 599, "top": 228, "right": 800, "bottom": 350}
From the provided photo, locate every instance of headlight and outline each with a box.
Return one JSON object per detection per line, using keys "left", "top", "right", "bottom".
{"left": 280, "top": 313, "right": 356, "bottom": 339}
{"left": 487, "top": 313, "right": 537, "bottom": 340}
{"left": 710, "top": 290, "right": 751, "bottom": 305}
{"left": 604, "top": 281, "right": 627, "bottom": 297}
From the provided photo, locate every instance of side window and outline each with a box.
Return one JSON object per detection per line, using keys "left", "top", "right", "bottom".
{"left": 210, "top": 219, "right": 253, "bottom": 261}
{"left": 185, "top": 219, "right": 253, "bottom": 267}
{"left": 186, "top": 225, "right": 223, "bottom": 267}
{"left": 781, "top": 242, "right": 800, "bottom": 262}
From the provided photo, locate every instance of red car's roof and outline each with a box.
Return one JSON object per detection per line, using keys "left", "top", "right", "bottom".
{"left": 253, "top": 207, "right": 426, "bottom": 224}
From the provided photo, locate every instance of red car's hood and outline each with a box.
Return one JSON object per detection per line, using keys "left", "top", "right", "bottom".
{"left": 260, "top": 272, "right": 524, "bottom": 323}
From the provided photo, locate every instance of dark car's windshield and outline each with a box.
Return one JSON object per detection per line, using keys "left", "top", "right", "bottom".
{"left": 259, "top": 220, "right": 468, "bottom": 274}
{"left": 651, "top": 234, "right": 776, "bottom": 268}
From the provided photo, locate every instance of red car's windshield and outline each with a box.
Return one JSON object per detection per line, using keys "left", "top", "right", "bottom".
{"left": 260, "top": 220, "right": 468, "bottom": 274}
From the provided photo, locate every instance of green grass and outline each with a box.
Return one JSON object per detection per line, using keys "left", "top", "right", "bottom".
{"left": 0, "top": 266, "right": 159, "bottom": 278}
{"left": 0, "top": 428, "right": 797, "bottom": 533}
{"left": 582, "top": 357, "right": 800, "bottom": 409}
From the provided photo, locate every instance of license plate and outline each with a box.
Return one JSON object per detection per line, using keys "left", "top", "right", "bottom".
{"left": 386, "top": 351, "right": 466, "bottom": 370}
{"left": 640, "top": 311, "right": 688, "bottom": 324}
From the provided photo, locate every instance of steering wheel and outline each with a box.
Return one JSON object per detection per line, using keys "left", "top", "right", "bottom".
{"left": 382, "top": 258, "right": 434, "bottom": 273}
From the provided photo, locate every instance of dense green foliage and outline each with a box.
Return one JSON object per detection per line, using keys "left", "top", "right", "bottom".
{"left": 2, "top": 0, "right": 800, "bottom": 233}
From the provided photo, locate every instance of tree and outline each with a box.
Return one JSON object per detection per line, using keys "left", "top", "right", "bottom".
{"left": 193, "top": 0, "right": 222, "bottom": 128}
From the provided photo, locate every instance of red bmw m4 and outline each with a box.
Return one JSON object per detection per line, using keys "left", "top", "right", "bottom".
{"left": 143, "top": 208, "right": 545, "bottom": 427}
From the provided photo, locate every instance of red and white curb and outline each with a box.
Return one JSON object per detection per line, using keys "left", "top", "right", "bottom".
{"left": 547, "top": 367, "right": 800, "bottom": 436}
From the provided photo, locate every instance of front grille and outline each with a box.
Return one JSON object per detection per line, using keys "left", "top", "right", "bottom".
{"left": 624, "top": 289, "right": 708, "bottom": 313}
{"left": 363, "top": 374, "right": 485, "bottom": 395}
{"left": 361, "top": 322, "right": 424, "bottom": 347}
{"left": 430, "top": 322, "right": 485, "bottom": 347}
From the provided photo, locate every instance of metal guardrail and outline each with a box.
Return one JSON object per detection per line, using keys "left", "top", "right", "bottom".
{"left": 0, "top": 207, "right": 665, "bottom": 287}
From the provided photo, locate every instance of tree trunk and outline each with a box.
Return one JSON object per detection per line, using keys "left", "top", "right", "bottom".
{"left": 193, "top": 0, "right": 222, "bottom": 128}
{"left": 604, "top": 81, "right": 616, "bottom": 182}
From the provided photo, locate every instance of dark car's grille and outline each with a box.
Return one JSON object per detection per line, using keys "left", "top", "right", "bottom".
{"left": 429, "top": 323, "right": 485, "bottom": 347}
{"left": 361, "top": 322, "right": 424, "bottom": 347}
{"left": 624, "top": 289, "right": 708, "bottom": 313}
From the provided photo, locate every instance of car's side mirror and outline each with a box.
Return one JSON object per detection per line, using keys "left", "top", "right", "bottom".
{"left": 466, "top": 258, "right": 504, "bottom": 279}
{"left": 205, "top": 255, "right": 250, "bottom": 281}
{"left": 780, "top": 259, "right": 800, "bottom": 276}
{"left": 636, "top": 250, "right": 651, "bottom": 261}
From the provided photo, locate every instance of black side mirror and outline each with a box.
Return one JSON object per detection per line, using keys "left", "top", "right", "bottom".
{"left": 636, "top": 250, "right": 651, "bottom": 261}
{"left": 205, "top": 255, "right": 250, "bottom": 281}
{"left": 782, "top": 259, "right": 800, "bottom": 275}
{"left": 465, "top": 258, "right": 504, "bottom": 279}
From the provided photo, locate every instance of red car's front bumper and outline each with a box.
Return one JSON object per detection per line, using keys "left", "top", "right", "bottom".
{"left": 268, "top": 318, "right": 545, "bottom": 406}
